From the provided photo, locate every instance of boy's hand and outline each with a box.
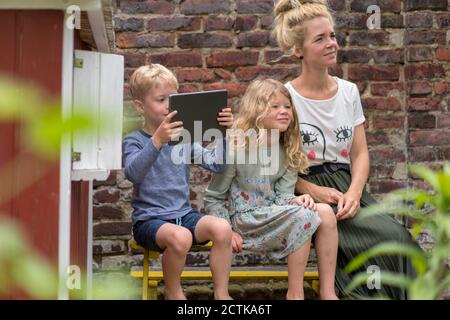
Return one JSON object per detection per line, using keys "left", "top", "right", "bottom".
{"left": 152, "top": 111, "right": 183, "bottom": 149}
{"left": 290, "top": 194, "right": 317, "bottom": 211}
{"left": 217, "top": 107, "right": 234, "bottom": 128}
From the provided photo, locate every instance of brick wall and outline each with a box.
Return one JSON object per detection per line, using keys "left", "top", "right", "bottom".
{"left": 92, "top": 0, "right": 450, "bottom": 272}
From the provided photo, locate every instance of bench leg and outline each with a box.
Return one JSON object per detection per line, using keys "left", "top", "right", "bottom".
{"left": 311, "top": 280, "right": 320, "bottom": 295}
{"left": 142, "top": 249, "right": 149, "bottom": 300}
{"left": 149, "top": 281, "right": 159, "bottom": 300}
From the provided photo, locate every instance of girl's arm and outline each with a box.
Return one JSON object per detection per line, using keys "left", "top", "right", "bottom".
{"left": 273, "top": 168, "right": 298, "bottom": 205}
{"left": 295, "top": 177, "right": 343, "bottom": 205}
{"left": 336, "top": 124, "right": 370, "bottom": 220}
{"left": 204, "top": 163, "right": 236, "bottom": 226}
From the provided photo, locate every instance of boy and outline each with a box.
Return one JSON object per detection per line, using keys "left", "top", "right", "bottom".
{"left": 123, "top": 64, "right": 234, "bottom": 300}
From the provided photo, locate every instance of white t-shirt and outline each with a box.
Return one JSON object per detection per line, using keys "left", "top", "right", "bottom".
{"left": 285, "top": 77, "right": 366, "bottom": 166}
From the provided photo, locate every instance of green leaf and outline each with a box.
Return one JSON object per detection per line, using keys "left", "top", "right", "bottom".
{"left": 358, "top": 203, "right": 429, "bottom": 223}
{"left": 344, "top": 242, "right": 428, "bottom": 275}
{"left": 409, "top": 165, "right": 439, "bottom": 191}
{"left": 345, "top": 271, "right": 413, "bottom": 297}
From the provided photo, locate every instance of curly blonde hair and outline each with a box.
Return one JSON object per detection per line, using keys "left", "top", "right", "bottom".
{"left": 231, "top": 79, "right": 309, "bottom": 173}
{"left": 273, "top": 0, "right": 334, "bottom": 56}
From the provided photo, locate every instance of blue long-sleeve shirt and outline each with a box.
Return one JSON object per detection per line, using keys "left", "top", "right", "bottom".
{"left": 122, "top": 130, "right": 226, "bottom": 225}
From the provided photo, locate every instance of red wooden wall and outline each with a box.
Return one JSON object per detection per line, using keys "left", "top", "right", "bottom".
{"left": 0, "top": 10, "right": 64, "bottom": 299}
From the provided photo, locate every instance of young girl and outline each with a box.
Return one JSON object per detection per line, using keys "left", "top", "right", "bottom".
{"left": 204, "top": 79, "right": 339, "bottom": 300}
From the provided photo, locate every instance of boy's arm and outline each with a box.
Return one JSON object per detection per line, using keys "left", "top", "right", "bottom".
{"left": 204, "top": 162, "right": 236, "bottom": 226}
{"left": 191, "top": 137, "right": 227, "bottom": 173}
{"left": 273, "top": 168, "right": 297, "bottom": 206}
{"left": 122, "top": 136, "right": 161, "bottom": 184}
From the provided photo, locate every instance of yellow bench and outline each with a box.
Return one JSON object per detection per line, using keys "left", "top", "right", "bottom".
{"left": 129, "top": 239, "right": 320, "bottom": 300}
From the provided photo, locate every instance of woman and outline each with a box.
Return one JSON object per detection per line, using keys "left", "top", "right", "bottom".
{"left": 273, "top": 0, "right": 419, "bottom": 299}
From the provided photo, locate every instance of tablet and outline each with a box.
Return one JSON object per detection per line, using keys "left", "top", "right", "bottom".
{"left": 169, "top": 89, "right": 228, "bottom": 145}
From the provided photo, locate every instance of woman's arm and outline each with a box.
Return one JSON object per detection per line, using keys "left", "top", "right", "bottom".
{"left": 336, "top": 124, "right": 370, "bottom": 220}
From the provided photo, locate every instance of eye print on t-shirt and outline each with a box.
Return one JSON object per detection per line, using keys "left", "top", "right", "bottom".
{"left": 300, "top": 123, "right": 327, "bottom": 161}
{"left": 334, "top": 126, "right": 352, "bottom": 159}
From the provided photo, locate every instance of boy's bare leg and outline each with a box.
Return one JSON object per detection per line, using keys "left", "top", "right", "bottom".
{"left": 156, "top": 224, "right": 193, "bottom": 300}
{"left": 195, "top": 216, "right": 233, "bottom": 300}
{"left": 315, "top": 203, "right": 339, "bottom": 300}
{"left": 286, "top": 238, "right": 312, "bottom": 300}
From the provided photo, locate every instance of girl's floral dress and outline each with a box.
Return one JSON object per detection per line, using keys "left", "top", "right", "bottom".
{"left": 204, "top": 145, "right": 321, "bottom": 259}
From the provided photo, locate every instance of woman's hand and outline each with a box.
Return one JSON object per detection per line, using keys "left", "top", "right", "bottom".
{"left": 311, "top": 185, "right": 344, "bottom": 205}
{"left": 231, "top": 231, "right": 243, "bottom": 253}
{"left": 217, "top": 108, "right": 234, "bottom": 128}
{"left": 290, "top": 194, "right": 317, "bottom": 211}
{"left": 336, "top": 190, "right": 361, "bottom": 221}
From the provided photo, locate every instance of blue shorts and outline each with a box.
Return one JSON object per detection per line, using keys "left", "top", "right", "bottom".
{"left": 133, "top": 209, "right": 208, "bottom": 252}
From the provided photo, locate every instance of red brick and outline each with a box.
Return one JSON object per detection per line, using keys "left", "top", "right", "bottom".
{"left": 114, "top": 16, "right": 144, "bottom": 32}
{"left": 408, "top": 147, "right": 436, "bottom": 162}
{"left": 405, "top": 13, "right": 433, "bottom": 28}
{"left": 206, "top": 51, "right": 259, "bottom": 67}
{"left": 371, "top": 83, "right": 404, "bottom": 96}
{"left": 407, "top": 98, "right": 441, "bottom": 111}
{"left": 178, "top": 33, "right": 232, "bottom": 48}
{"left": 147, "top": 16, "right": 201, "bottom": 31}
{"left": 235, "top": 66, "right": 296, "bottom": 82}
{"left": 370, "top": 180, "right": 408, "bottom": 194}
{"left": 179, "top": 84, "right": 200, "bottom": 93}
{"left": 328, "top": 65, "right": 344, "bottom": 78}
{"left": 370, "top": 147, "right": 406, "bottom": 165}
{"left": 405, "top": 0, "right": 448, "bottom": 11}
{"left": 180, "top": 0, "right": 230, "bottom": 14}
{"left": 339, "top": 49, "right": 371, "bottom": 64}
{"left": 265, "top": 50, "right": 297, "bottom": 64}
{"left": 355, "top": 82, "right": 368, "bottom": 95}
{"left": 149, "top": 52, "right": 202, "bottom": 67}
{"left": 381, "top": 14, "right": 404, "bottom": 28}
{"left": 334, "top": 13, "right": 367, "bottom": 29}
{"left": 349, "top": 65, "right": 399, "bottom": 81}
{"left": 363, "top": 97, "right": 402, "bottom": 111}
{"left": 116, "top": 32, "right": 175, "bottom": 48}
{"left": 404, "top": 64, "right": 445, "bottom": 80}
{"left": 366, "top": 131, "right": 389, "bottom": 145}
{"left": 260, "top": 16, "right": 274, "bottom": 29}
{"left": 437, "top": 146, "right": 450, "bottom": 160}
{"left": 120, "top": 1, "right": 175, "bottom": 14}
{"left": 436, "top": 47, "right": 450, "bottom": 61}
{"left": 203, "top": 83, "right": 247, "bottom": 98}
{"left": 373, "top": 165, "right": 396, "bottom": 179}
{"left": 409, "top": 130, "right": 450, "bottom": 146}
{"left": 93, "top": 205, "right": 123, "bottom": 220}
{"left": 176, "top": 68, "right": 217, "bottom": 83}
{"left": 93, "top": 222, "right": 131, "bottom": 237}
{"left": 407, "top": 47, "right": 433, "bottom": 62}
{"left": 93, "top": 190, "right": 120, "bottom": 204}
{"left": 405, "top": 30, "right": 446, "bottom": 45}
{"left": 204, "top": 16, "right": 234, "bottom": 31}
{"left": 436, "top": 13, "right": 450, "bottom": 28}
{"left": 214, "top": 69, "right": 233, "bottom": 80}
{"left": 407, "top": 81, "right": 433, "bottom": 95}
{"left": 237, "top": 31, "right": 270, "bottom": 48}
{"left": 121, "top": 52, "right": 146, "bottom": 68}
{"left": 234, "top": 15, "right": 257, "bottom": 31}
{"left": 349, "top": 31, "right": 389, "bottom": 46}
{"left": 373, "top": 115, "right": 404, "bottom": 129}
{"left": 373, "top": 49, "right": 404, "bottom": 64}
{"left": 408, "top": 113, "right": 436, "bottom": 129}
{"left": 328, "top": 0, "right": 346, "bottom": 11}
{"left": 350, "top": 0, "right": 401, "bottom": 13}
{"left": 236, "top": 0, "right": 273, "bottom": 14}
{"left": 434, "top": 81, "right": 449, "bottom": 95}
{"left": 437, "top": 114, "right": 450, "bottom": 128}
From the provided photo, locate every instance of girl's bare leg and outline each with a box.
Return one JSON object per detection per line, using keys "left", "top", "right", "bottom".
{"left": 286, "top": 238, "right": 312, "bottom": 300}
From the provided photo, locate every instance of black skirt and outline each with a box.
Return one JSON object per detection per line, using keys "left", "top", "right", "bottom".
{"left": 301, "top": 165, "right": 419, "bottom": 300}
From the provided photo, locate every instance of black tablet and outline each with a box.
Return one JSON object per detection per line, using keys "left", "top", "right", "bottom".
{"left": 169, "top": 89, "right": 228, "bottom": 145}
